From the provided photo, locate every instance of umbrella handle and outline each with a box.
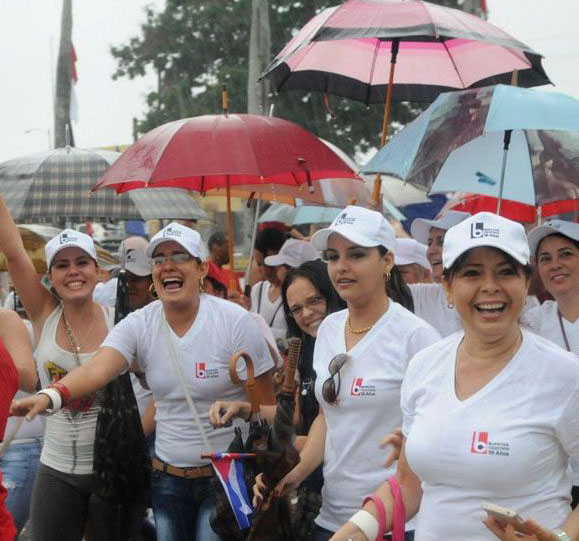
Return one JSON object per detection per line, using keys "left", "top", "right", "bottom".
{"left": 229, "top": 350, "right": 260, "bottom": 415}
{"left": 281, "top": 337, "right": 301, "bottom": 394}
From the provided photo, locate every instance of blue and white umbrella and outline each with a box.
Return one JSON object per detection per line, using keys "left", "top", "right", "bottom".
{"left": 362, "top": 85, "right": 579, "bottom": 213}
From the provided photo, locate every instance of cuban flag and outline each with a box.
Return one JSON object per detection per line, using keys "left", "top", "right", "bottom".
{"left": 210, "top": 453, "right": 253, "bottom": 529}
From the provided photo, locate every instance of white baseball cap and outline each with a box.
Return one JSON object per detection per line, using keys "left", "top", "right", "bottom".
{"left": 45, "top": 229, "right": 97, "bottom": 268}
{"left": 395, "top": 238, "right": 430, "bottom": 270}
{"left": 146, "top": 222, "right": 207, "bottom": 260}
{"left": 410, "top": 211, "right": 470, "bottom": 244}
{"left": 264, "top": 239, "right": 319, "bottom": 268}
{"left": 124, "top": 249, "right": 152, "bottom": 277}
{"left": 527, "top": 220, "right": 579, "bottom": 256}
{"left": 443, "top": 212, "right": 530, "bottom": 269}
{"left": 311, "top": 205, "right": 396, "bottom": 253}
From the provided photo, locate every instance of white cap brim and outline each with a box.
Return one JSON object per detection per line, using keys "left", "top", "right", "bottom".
{"left": 311, "top": 227, "right": 380, "bottom": 251}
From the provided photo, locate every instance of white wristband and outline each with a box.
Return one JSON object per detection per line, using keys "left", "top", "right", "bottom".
{"left": 349, "top": 509, "right": 379, "bottom": 541}
{"left": 36, "top": 388, "right": 62, "bottom": 415}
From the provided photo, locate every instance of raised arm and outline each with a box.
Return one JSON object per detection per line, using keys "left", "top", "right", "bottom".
{"left": 11, "top": 346, "right": 128, "bottom": 419}
{"left": 0, "top": 195, "right": 54, "bottom": 321}
{"left": 0, "top": 309, "right": 37, "bottom": 392}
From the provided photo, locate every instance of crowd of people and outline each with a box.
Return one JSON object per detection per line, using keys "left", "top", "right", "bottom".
{"left": 0, "top": 187, "right": 577, "bottom": 541}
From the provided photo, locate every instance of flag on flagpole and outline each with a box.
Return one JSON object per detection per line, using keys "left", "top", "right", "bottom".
{"left": 70, "top": 43, "right": 79, "bottom": 123}
{"left": 210, "top": 453, "right": 254, "bottom": 530}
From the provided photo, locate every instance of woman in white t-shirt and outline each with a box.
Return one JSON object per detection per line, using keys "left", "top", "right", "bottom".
{"left": 13, "top": 222, "right": 276, "bottom": 541}
{"left": 525, "top": 220, "right": 579, "bottom": 508}
{"left": 332, "top": 212, "right": 579, "bottom": 541}
{"left": 0, "top": 194, "right": 119, "bottom": 541}
{"left": 254, "top": 206, "right": 440, "bottom": 541}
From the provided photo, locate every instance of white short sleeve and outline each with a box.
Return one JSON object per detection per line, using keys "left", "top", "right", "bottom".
{"left": 230, "top": 311, "right": 275, "bottom": 379}
{"left": 556, "top": 388, "right": 579, "bottom": 460}
{"left": 102, "top": 311, "right": 140, "bottom": 369}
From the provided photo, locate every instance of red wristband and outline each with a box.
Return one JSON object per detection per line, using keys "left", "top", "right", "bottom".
{"left": 49, "top": 382, "right": 71, "bottom": 406}
{"left": 362, "top": 495, "right": 387, "bottom": 541}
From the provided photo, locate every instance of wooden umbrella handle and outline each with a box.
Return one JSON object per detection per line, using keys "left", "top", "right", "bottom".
{"left": 282, "top": 337, "right": 301, "bottom": 394}
{"left": 229, "top": 350, "right": 259, "bottom": 415}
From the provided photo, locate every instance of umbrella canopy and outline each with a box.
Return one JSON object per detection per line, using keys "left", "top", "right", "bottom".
{"left": 94, "top": 114, "right": 358, "bottom": 194}
{"left": 363, "top": 85, "right": 579, "bottom": 209}
{"left": 261, "top": 0, "right": 549, "bottom": 105}
{"left": 0, "top": 147, "right": 207, "bottom": 222}
{"left": 0, "top": 224, "right": 117, "bottom": 273}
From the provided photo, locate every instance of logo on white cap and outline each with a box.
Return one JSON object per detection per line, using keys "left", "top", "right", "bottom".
{"left": 470, "top": 222, "right": 499, "bottom": 240}
{"left": 146, "top": 222, "right": 206, "bottom": 260}
{"left": 334, "top": 212, "right": 356, "bottom": 226}
{"left": 163, "top": 226, "right": 182, "bottom": 238}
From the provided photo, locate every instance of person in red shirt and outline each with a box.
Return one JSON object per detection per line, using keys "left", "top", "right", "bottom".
{"left": 0, "top": 309, "right": 37, "bottom": 541}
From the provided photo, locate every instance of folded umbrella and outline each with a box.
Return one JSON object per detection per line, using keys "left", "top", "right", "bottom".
{"left": 248, "top": 338, "right": 302, "bottom": 541}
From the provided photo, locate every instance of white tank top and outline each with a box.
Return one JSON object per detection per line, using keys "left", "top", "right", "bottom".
{"left": 35, "top": 304, "right": 114, "bottom": 475}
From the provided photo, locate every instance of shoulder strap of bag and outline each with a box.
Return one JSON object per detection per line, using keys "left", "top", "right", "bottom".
{"left": 161, "top": 314, "right": 213, "bottom": 453}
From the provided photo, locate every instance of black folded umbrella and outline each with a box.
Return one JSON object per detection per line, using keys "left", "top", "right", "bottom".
{"left": 208, "top": 351, "right": 269, "bottom": 540}
{"left": 247, "top": 337, "right": 302, "bottom": 541}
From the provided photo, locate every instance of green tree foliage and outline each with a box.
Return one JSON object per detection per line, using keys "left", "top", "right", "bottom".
{"left": 112, "top": 0, "right": 463, "bottom": 157}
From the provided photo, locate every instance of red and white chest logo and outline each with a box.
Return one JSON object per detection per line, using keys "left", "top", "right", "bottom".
{"left": 196, "top": 362, "right": 219, "bottom": 379}
{"left": 470, "top": 431, "right": 488, "bottom": 454}
{"left": 350, "top": 378, "right": 376, "bottom": 397}
{"left": 470, "top": 431, "right": 510, "bottom": 457}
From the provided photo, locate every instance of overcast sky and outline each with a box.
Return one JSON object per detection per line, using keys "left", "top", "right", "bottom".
{"left": 0, "top": 0, "right": 577, "bottom": 164}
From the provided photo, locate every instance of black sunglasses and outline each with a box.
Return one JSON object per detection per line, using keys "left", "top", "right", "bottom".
{"left": 321, "top": 353, "right": 351, "bottom": 405}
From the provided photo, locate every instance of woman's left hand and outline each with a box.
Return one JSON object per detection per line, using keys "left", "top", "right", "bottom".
{"left": 484, "top": 517, "right": 559, "bottom": 540}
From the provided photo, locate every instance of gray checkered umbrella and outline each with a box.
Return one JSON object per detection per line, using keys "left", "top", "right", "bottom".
{"left": 0, "top": 147, "right": 208, "bottom": 222}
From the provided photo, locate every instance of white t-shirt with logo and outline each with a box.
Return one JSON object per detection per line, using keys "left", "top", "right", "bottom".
{"left": 402, "top": 329, "right": 579, "bottom": 541}
{"left": 103, "top": 294, "right": 274, "bottom": 467}
{"left": 313, "top": 301, "right": 440, "bottom": 532}
{"left": 250, "top": 281, "right": 287, "bottom": 341}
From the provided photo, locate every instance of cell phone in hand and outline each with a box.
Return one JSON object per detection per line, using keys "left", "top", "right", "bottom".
{"left": 482, "top": 502, "right": 523, "bottom": 527}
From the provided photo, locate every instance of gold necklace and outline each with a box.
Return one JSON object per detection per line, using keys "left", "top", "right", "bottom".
{"left": 346, "top": 315, "right": 373, "bottom": 335}
{"left": 63, "top": 307, "right": 97, "bottom": 358}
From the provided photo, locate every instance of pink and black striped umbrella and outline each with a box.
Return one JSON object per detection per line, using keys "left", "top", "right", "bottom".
{"left": 262, "top": 0, "right": 550, "bottom": 105}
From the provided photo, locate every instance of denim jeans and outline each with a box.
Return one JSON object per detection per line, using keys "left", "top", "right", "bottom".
{"left": 0, "top": 438, "right": 42, "bottom": 533}
{"left": 151, "top": 469, "right": 220, "bottom": 541}
{"left": 314, "top": 524, "right": 415, "bottom": 541}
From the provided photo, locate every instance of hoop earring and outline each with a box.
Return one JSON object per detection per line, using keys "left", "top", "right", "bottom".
{"left": 149, "top": 283, "right": 158, "bottom": 300}
{"left": 199, "top": 278, "right": 204, "bottom": 293}
{"left": 384, "top": 271, "right": 391, "bottom": 282}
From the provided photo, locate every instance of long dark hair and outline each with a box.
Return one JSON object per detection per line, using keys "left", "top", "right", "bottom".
{"left": 377, "top": 246, "right": 414, "bottom": 313}
{"left": 281, "top": 260, "right": 345, "bottom": 436}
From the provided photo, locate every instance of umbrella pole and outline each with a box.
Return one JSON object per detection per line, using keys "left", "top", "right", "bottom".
{"left": 372, "top": 39, "right": 400, "bottom": 204}
{"left": 225, "top": 175, "right": 237, "bottom": 292}
{"left": 496, "top": 130, "right": 513, "bottom": 216}
{"left": 244, "top": 197, "right": 261, "bottom": 290}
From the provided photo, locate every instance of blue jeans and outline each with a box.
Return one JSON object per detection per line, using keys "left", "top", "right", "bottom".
{"left": 0, "top": 438, "right": 42, "bottom": 533}
{"left": 314, "top": 524, "right": 415, "bottom": 541}
{"left": 151, "top": 469, "right": 219, "bottom": 541}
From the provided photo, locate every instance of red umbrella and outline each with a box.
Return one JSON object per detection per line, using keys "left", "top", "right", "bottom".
{"left": 94, "top": 114, "right": 359, "bottom": 285}
{"left": 260, "top": 0, "right": 550, "bottom": 202}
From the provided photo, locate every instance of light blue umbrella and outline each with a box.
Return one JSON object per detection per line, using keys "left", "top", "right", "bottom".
{"left": 362, "top": 85, "right": 579, "bottom": 213}
{"left": 292, "top": 206, "right": 342, "bottom": 226}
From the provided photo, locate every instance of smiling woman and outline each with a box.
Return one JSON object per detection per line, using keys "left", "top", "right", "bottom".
{"left": 0, "top": 192, "right": 117, "bottom": 540}
{"left": 12, "top": 221, "right": 276, "bottom": 541}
